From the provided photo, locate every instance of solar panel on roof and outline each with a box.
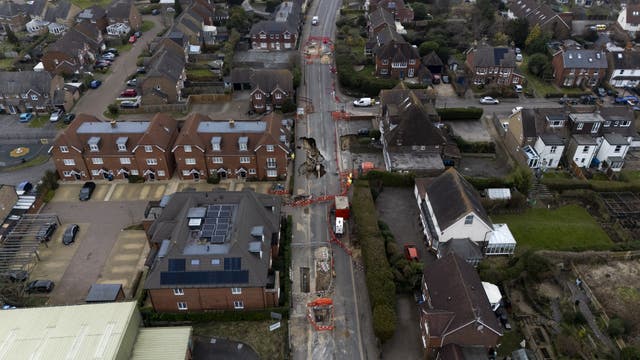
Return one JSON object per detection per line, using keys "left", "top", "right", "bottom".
{"left": 168, "top": 258, "right": 186, "bottom": 272}
{"left": 211, "top": 235, "right": 225, "bottom": 243}
{"left": 215, "top": 230, "right": 227, "bottom": 236}
{"left": 160, "top": 270, "right": 249, "bottom": 285}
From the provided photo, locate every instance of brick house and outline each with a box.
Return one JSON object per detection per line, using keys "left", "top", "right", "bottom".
{"left": 0, "top": 72, "right": 64, "bottom": 114}
{"left": 369, "top": 0, "right": 414, "bottom": 23}
{"left": 551, "top": 49, "right": 607, "bottom": 87}
{"left": 609, "top": 50, "right": 640, "bottom": 88}
{"left": 172, "top": 113, "right": 291, "bottom": 181}
{"left": 617, "top": 4, "right": 640, "bottom": 34}
{"left": 507, "top": 0, "right": 571, "bottom": 39}
{"left": 107, "top": 0, "right": 141, "bottom": 31}
{"left": 249, "top": 69, "right": 294, "bottom": 113}
{"left": 375, "top": 40, "right": 421, "bottom": 79}
{"left": 419, "top": 253, "right": 502, "bottom": 358}
{"left": 249, "top": 1, "right": 299, "bottom": 51}
{"left": 51, "top": 113, "right": 178, "bottom": 181}
{"left": 144, "top": 190, "right": 282, "bottom": 312}
{"left": 42, "top": 21, "right": 104, "bottom": 75}
{"left": 140, "top": 39, "right": 187, "bottom": 105}
{"left": 466, "top": 45, "right": 524, "bottom": 86}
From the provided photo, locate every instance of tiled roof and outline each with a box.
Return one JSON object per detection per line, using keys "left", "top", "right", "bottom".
{"left": 560, "top": 49, "right": 607, "bottom": 68}
{"left": 250, "top": 69, "right": 293, "bottom": 94}
{"left": 470, "top": 46, "right": 517, "bottom": 68}
{"left": 610, "top": 51, "right": 640, "bottom": 69}
{"left": 107, "top": 0, "right": 132, "bottom": 22}
{"left": 44, "top": 0, "right": 71, "bottom": 22}
{"left": 375, "top": 40, "right": 419, "bottom": 61}
{"left": 0, "top": 71, "right": 52, "bottom": 95}
{"left": 509, "top": 0, "right": 568, "bottom": 29}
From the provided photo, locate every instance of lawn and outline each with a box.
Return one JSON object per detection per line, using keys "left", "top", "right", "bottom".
{"left": 71, "top": 0, "right": 111, "bottom": 9}
{"left": 141, "top": 20, "right": 155, "bottom": 33}
{"left": 492, "top": 205, "right": 612, "bottom": 251}
{"left": 519, "top": 59, "right": 586, "bottom": 97}
{"left": 0, "top": 58, "right": 14, "bottom": 70}
{"left": 28, "top": 115, "right": 49, "bottom": 128}
{"left": 193, "top": 320, "right": 287, "bottom": 360}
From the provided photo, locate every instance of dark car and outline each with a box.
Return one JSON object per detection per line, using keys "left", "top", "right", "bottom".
{"left": 36, "top": 223, "right": 57, "bottom": 242}
{"left": 136, "top": 66, "right": 146, "bottom": 74}
{"left": 26, "top": 280, "right": 54, "bottom": 293}
{"left": 597, "top": 87, "right": 607, "bottom": 97}
{"left": 2, "top": 270, "right": 28, "bottom": 282}
{"left": 357, "top": 128, "right": 369, "bottom": 136}
{"left": 62, "top": 224, "right": 79, "bottom": 245}
{"left": 581, "top": 95, "right": 597, "bottom": 104}
{"left": 106, "top": 48, "right": 119, "bottom": 56}
{"left": 63, "top": 113, "right": 76, "bottom": 124}
{"left": 79, "top": 181, "right": 96, "bottom": 201}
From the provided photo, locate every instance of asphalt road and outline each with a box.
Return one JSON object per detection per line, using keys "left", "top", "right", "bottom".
{"left": 71, "top": 15, "right": 164, "bottom": 118}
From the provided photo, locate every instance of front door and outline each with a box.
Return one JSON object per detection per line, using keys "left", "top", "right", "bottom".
{"left": 193, "top": 171, "right": 200, "bottom": 180}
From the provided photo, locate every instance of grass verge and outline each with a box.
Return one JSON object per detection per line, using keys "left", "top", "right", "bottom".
{"left": 28, "top": 115, "right": 49, "bottom": 128}
{"left": 141, "top": 20, "right": 155, "bottom": 32}
{"left": 492, "top": 205, "right": 612, "bottom": 251}
{"left": 193, "top": 320, "right": 287, "bottom": 360}
{"left": 3, "top": 155, "right": 50, "bottom": 171}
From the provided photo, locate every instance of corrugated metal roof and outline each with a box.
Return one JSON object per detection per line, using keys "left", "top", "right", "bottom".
{"left": 130, "top": 327, "right": 192, "bottom": 360}
{"left": 0, "top": 302, "right": 136, "bottom": 360}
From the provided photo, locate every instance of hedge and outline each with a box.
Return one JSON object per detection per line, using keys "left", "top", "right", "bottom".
{"left": 464, "top": 176, "right": 511, "bottom": 190}
{"left": 352, "top": 181, "right": 397, "bottom": 342}
{"left": 453, "top": 136, "right": 495, "bottom": 153}
{"left": 362, "top": 170, "right": 415, "bottom": 187}
{"left": 436, "top": 107, "right": 483, "bottom": 121}
{"left": 542, "top": 178, "right": 640, "bottom": 193}
{"left": 140, "top": 307, "right": 288, "bottom": 323}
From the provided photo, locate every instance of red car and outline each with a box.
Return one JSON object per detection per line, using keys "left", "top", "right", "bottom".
{"left": 120, "top": 88, "right": 137, "bottom": 97}
{"left": 404, "top": 244, "right": 419, "bottom": 261}
{"left": 129, "top": 35, "right": 136, "bottom": 43}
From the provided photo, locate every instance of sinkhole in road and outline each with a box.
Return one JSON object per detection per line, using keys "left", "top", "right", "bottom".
{"left": 298, "top": 137, "right": 326, "bottom": 178}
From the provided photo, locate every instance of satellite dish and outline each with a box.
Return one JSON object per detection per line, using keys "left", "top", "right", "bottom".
{"left": 477, "top": 324, "right": 484, "bottom": 331}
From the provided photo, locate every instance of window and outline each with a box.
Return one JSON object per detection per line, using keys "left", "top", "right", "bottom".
{"left": 267, "top": 158, "right": 277, "bottom": 168}
{"left": 550, "top": 146, "right": 557, "bottom": 154}
{"left": 92, "top": 157, "right": 103, "bottom": 165}
{"left": 63, "top": 159, "right": 75, "bottom": 166}
{"left": 592, "top": 122, "right": 601, "bottom": 133}
{"left": 91, "top": 169, "right": 100, "bottom": 176}
{"left": 30, "top": 95, "right": 38, "bottom": 101}
{"left": 191, "top": 259, "right": 200, "bottom": 265}
{"left": 604, "top": 121, "right": 611, "bottom": 127}
{"left": 266, "top": 145, "right": 274, "bottom": 152}
{"left": 120, "top": 157, "right": 131, "bottom": 164}
{"left": 211, "top": 258, "right": 221, "bottom": 265}
{"left": 185, "top": 158, "right": 196, "bottom": 165}
{"left": 240, "top": 157, "right": 250, "bottom": 164}
{"left": 622, "top": 121, "right": 631, "bottom": 127}
{"left": 146, "top": 158, "right": 158, "bottom": 165}
{"left": 382, "top": 59, "right": 389, "bottom": 65}
{"left": 157, "top": 170, "right": 165, "bottom": 177}
{"left": 231, "top": 288, "right": 242, "bottom": 295}
{"left": 582, "top": 146, "right": 590, "bottom": 153}
{"left": 239, "top": 143, "right": 248, "bottom": 151}
{"left": 212, "top": 157, "right": 223, "bottom": 164}
{"left": 576, "top": 123, "right": 584, "bottom": 130}
{"left": 184, "top": 145, "right": 192, "bottom": 152}
{"left": 267, "top": 169, "right": 277, "bottom": 177}
{"left": 614, "top": 145, "right": 622, "bottom": 153}
{"left": 131, "top": 169, "right": 139, "bottom": 175}
{"left": 60, "top": 146, "right": 68, "bottom": 153}
{"left": 284, "top": 33, "right": 290, "bottom": 40}
{"left": 173, "top": 288, "right": 184, "bottom": 295}
{"left": 89, "top": 144, "right": 99, "bottom": 152}
{"left": 255, "top": 93, "right": 262, "bottom": 100}
{"left": 275, "top": 92, "right": 282, "bottom": 100}
{"left": 117, "top": 143, "right": 127, "bottom": 152}
{"left": 233, "top": 301, "right": 244, "bottom": 309}
{"left": 144, "top": 145, "right": 153, "bottom": 152}
{"left": 182, "top": 170, "right": 190, "bottom": 176}
{"left": 212, "top": 143, "right": 220, "bottom": 151}
{"left": 464, "top": 215, "right": 474, "bottom": 225}
{"left": 177, "top": 302, "right": 188, "bottom": 310}
{"left": 551, "top": 121, "right": 562, "bottom": 127}
{"left": 409, "top": 59, "right": 416, "bottom": 65}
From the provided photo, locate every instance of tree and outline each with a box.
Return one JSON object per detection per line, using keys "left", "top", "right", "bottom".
{"left": 265, "top": 0, "right": 281, "bottom": 12}
{"left": 524, "top": 24, "right": 549, "bottom": 55}
{"left": 5, "top": 26, "right": 18, "bottom": 45}
{"left": 226, "top": 6, "right": 251, "bottom": 34}
{"left": 527, "top": 53, "right": 550, "bottom": 78}
{"left": 412, "top": 3, "right": 429, "bottom": 21}
{"left": 419, "top": 41, "right": 439, "bottom": 57}
{"left": 621, "top": 347, "right": 640, "bottom": 360}
{"left": 506, "top": 18, "right": 529, "bottom": 48}
{"left": 493, "top": 32, "right": 509, "bottom": 46}
{"left": 508, "top": 166, "right": 532, "bottom": 195}
{"left": 173, "top": 0, "right": 183, "bottom": 17}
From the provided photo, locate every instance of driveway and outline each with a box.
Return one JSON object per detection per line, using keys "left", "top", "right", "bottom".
{"left": 192, "top": 336, "right": 259, "bottom": 360}
{"left": 71, "top": 15, "right": 165, "bottom": 118}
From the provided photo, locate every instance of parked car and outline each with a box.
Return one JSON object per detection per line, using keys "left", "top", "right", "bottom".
{"left": 136, "top": 66, "right": 147, "bottom": 74}
{"left": 479, "top": 96, "right": 499, "bottom": 104}
{"left": 106, "top": 48, "right": 119, "bottom": 56}
{"left": 120, "top": 89, "right": 137, "bottom": 97}
{"left": 353, "top": 97, "right": 372, "bottom": 107}
{"left": 19, "top": 113, "right": 33, "bottom": 122}
{"left": 126, "top": 78, "right": 137, "bottom": 87}
{"left": 614, "top": 96, "right": 639, "bottom": 105}
{"left": 357, "top": 128, "right": 370, "bottom": 136}
{"left": 3, "top": 270, "right": 28, "bottom": 282}
{"left": 94, "top": 63, "right": 109, "bottom": 71}
{"left": 120, "top": 100, "right": 140, "bottom": 108}
{"left": 134, "top": 31, "right": 142, "bottom": 38}
{"left": 63, "top": 113, "right": 76, "bottom": 124}
{"left": 151, "top": 8, "right": 160, "bottom": 15}
{"left": 26, "top": 280, "right": 54, "bottom": 293}
{"left": 596, "top": 87, "right": 607, "bottom": 97}
{"left": 79, "top": 181, "right": 96, "bottom": 201}
{"left": 581, "top": 95, "right": 597, "bottom": 105}
{"left": 101, "top": 52, "right": 115, "bottom": 60}
{"left": 312, "top": 16, "right": 319, "bottom": 25}
{"left": 404, "top": 244, "right": 419, "bottom": 261}
{"left": 558, "top": 97, "right": 578, "bottom": 105}
{"left": 129, "top": 35, "right": 137, "bottom": 43}
{"left": 512, "top": 106, "right": 523, "bottom": 114}
{"left": 515, "top": 54, "right": 523, "bottom": 62}
{"left": 89, "top": 80, "right": 102, "bottom": 89}
{"left": 16, "top": 181, "right": 33, "bottom": 195}
{"left": 62, "top": 224, "right": 79, "bottom": 245}
{"left": 49, "top": 109, "right": 63, "bottom": 122}
{"left": 442, "top": 75, "right": 450, "bottom": 84}
{"left": 36, "top": 222, "right": 57, "bottom": 242}
{"left": 514, "top": 84, "right": 523, "bottom": 93}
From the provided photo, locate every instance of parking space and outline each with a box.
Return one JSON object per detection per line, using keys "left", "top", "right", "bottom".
{"left": 446, "top": 119, "right": 492, "bottom": 143}
{"left": 97, "top": 229, "right": 148, "bottom": 297}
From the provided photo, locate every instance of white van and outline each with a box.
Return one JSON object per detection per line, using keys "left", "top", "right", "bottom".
{"left": 335, "top": 217, "right": 344, "bottom": 236}
{"left": 312, "top": 16, "right": 319, "bottom": 25}
{"left": 353, "top": 97, "right": 372, "bottom": 107}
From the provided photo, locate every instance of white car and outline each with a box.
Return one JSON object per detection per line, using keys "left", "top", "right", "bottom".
{"left": 514, "top": 84, "right": 523, "bottom": 93}
{"left": 512, "top": 106, "right": 523, "bottom": 114}
{"left": 479, "top": 97, "right": 499, "bottom": 105}
{"left": 353, "top": 97, "right": 372, "bottom": 107}
{"left": 49, "top": 109, "right": 63, "bottom": 122}
{"left": 312, "top": 16, "right": 319, "bottom": 25}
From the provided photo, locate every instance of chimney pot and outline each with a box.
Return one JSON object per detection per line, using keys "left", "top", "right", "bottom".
{"left": 229, "top": 119, "right": 235, "bottom": 127}
{"left": 110, "top": 120, "right": 117, "bottom": 128}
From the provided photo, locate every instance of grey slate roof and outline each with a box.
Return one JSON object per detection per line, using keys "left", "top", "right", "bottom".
{"left": 471, "top": 46, "right": 517, "bottom": 68}
{"left": 107, "top": 0, "right": 132, "bottom": 22}
{"left": 250, "top": 20, "right": 295, "bottom": 36}
{"left": 197, "top": 121, "right": 267, "bottom": 133}
{"left": 376, "top": 40, "right": 419, "bottom": 62}
{"left": 508, "top": 0, "right": 568, "bottom": 30}
{"left": 604, "top": 133, "right": 629, "bottom": 145}
{"left": 560, "top": 49, "right": 607, "bottom": 69}
{"left": 147, "top": 44, "right": 185, "bottom": 83}
{"left": 44, "top": 0, "right": 71, "bottom": 22}
{"left": 85, "top": 283, "right": 123, "bottom": 302}
{"left": 539, "top": 134, "right": 564, "bottom": 146}
{"left": 0, "top": 71, "right": 52, "bottom": 95}
{"left": 76, "top": 5, "right": 106, "bottom": 21}
{"left": 250, "top": 69, "right": 293, "bottom": 94}
{"left": 144, "top": 190, "right": 281, "bottom": 289}
{"left": 438, "top": 238, "right": 484, "bottom": 263}
{"left": 425, "top": 168, "right": 492, "bottom": 230}
{"left": 0, "top": 0, "right": 45, "bottom": 18}
{"left": 422, "top": 51, "right": 444, "bottom": 67}
{"left": 572, "top": 134, "right": 597, "bottom": 145}
{"left": 369, "top": 7, "right": 395, "bottom": 30}
{"left": 48, "top": 23, "right": 101, "bottom": 53}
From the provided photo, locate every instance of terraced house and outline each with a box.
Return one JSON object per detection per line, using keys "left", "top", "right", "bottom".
{"left": 466, "top": 45, "right": 524, "bottom": 86}
{"left": 172, "top": 113, "right": 291, "bottom": 180}
{"left": 552, "top": 48, "right": 607, "bottom": 87}
{"left": 51, "top": 114, "right": 178, "bottom": 181}
{"left": 0, "top": 71, "right": 64, "bottom": 114}
{"left": 249, "top": 1, "right": 300, "bottom": 51}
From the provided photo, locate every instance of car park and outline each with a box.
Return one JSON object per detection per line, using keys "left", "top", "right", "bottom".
{"left": 62, "top": 224, "right": 79, "bottom": 245}
{"left": 120, "top": 89, "right": 137, "bottom": 97}
{"left": 19, "top": 113, "right": 33, "bottom": 122}
{"left": 26, "top": 280, "right": 54, "bottom": 293}
{"left": 36, "top": 223, "right": 57, "bottom": 242}
{"left": 89, "top": 80, "right": 102, "bottom": 89}
{"left": 353, "top": 97, "right": 372, "bottom": 107}
{"left": 479, "top": 96, "right": 499, "bottom": 104}
{"left": 404, "top": 244, "right": 419, "bottom": 261}
{"left": 79, "top": 181, "right": 96, "bottom": 201}
{"left": 49, "top": 109, "right": 63, "bottom": 122}
{"left": 63, "top": 113, "right": 76, "bottom": 124}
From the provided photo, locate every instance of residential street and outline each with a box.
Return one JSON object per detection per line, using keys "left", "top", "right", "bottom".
{"left": 70, "top": 15, "right": 164, "bottom": 118}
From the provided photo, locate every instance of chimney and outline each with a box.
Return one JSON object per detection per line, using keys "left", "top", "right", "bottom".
{"left": 229, "top": 119, "right": 235, "bottom": 128}
{"left": 110, "top": 120, "right": 117, "bottom": 128}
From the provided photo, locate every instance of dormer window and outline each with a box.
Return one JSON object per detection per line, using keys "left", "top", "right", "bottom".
{"left": 60, "top": 146, "right": 68, "bottom": 153}
{"left": 88, "top": 136, "right": 100, "bottom": 152}
{"left": 576, "top": 123, "right": 584, "bottom": 130}
{"left": 266, "top": 145, "right": 274, "bottom": 152}
{"left": 184, "top": 145, "right": 192, "bottom": 152}
{"left": 255, "top": 93, "right": 262, "bottom": 100}
{"left": 144, "top": 145, "right": 153, "bottom": 152}
{"left": 211, "top": 136, "right": 221, "bottom": 151}
{"left": 31, "top": 95, "right": 38, "bottom": 101}
{"left": 239, "top": 137, "right": 248, "bottom": 151}
{"left": 116, "top": 137, "right": 128, "bottom": 152}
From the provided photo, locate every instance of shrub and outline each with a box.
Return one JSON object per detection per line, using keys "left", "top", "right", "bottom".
{"left": 43, "top": 189, "right": 55, "bottom": 203}
{"left": 362, "top": 170, "right": 415, "bottom": 187}
{"left": 436, "top": 107, "right": 483, "bottom": 121}
{"left": 207, "top": 175, "right": 220, "bottom": 184}
{"left": 108, "top": 103, "right": 120, "bottom": 116}
{"left": 140, "top": 307, "right": 288, "bottom": 322}
{"left": 453, "top": 136, "right": 495, "bottom": 153}
{"left": 372, "top": 304, "right": 396, "bottom": 342}
{"left": 128, "top": 175, "right": 144, "bottom": 183}
{"left": 508, "top": 166, "right": 532, "bottom": 194}
{"left": 464, "top": 176, "right": 510, "bottom": 190}
{"left": 621, "top": 346, "right": 640, "bottom": 360}
{"left": 608, "top": 317, "right": 630, "bottom": 337}
{"left": 280, "top": 98, "right": 297, "bottom": 114}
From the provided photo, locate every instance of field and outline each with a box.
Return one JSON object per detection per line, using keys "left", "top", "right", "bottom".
{"left": 193, "top": 320, "right": 287, "bottom": 360}
{"left": 492, "top": 205, "right": 612, "bottom": 251}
